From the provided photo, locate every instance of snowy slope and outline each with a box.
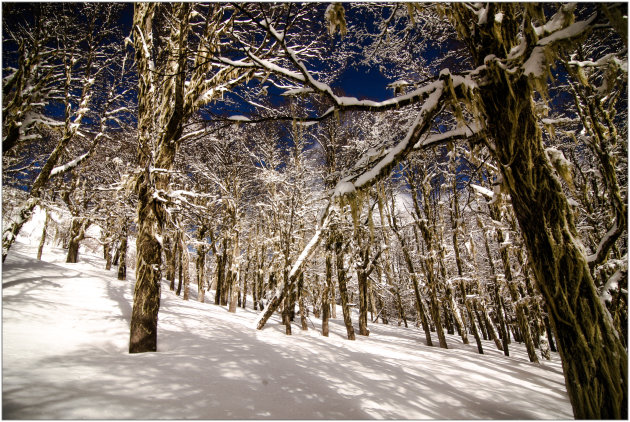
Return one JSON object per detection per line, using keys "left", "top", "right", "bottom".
{"left": 2, "top": 241, "right": 573, "bottom": 419}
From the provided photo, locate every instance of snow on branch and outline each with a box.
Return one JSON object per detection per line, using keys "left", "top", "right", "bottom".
{"left": 470, "top": 183, "right": 494, "bottom": 199}
{"left": 252, "top": 18, "right": 460, "bottom": 114}
{"left": 414, "top": 123, "right": 483, "bottom": 150}
{"left": 587, "top": 219, "right": 625, "bottom": 268}
{"left": 537, "top": 14, "right": 597, "bottom": 47}
{"left": 522, "top": 12, "right": 597, "bottom": 78}
{"left": 345, "top": 80, "right": 449, "bottom": 191}
{"left": 50, "top": 152, "right": 90, "bottom": 176}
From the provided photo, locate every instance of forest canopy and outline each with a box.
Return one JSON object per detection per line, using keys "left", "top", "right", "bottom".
{"left": 2, "top": 3, "right": 627, "bottom": 419}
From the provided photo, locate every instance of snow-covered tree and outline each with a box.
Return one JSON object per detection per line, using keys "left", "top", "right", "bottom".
{"left": 2, "top": 3, "right": 132, "bottom": 261}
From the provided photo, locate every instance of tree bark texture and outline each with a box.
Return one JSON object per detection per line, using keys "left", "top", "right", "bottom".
{"left": 117, "top": 222, "right": 128, "bottom": 281}
{"left": 335, "top": 237, "right": 355, "bottom": 340}
{"left": 129, "top": 3, "right": 189, "bottom": 353}
{"left": 321, "top": 241, "right": 333, "bottom": 337}
{"left": 449, "top": 4, "right": 628, "bottom": 415}
{"left": 66, "top": 218, "right": 89, "bottom": 263}
{"left": 37, "top": 208, "right": 49, "bottom": 261}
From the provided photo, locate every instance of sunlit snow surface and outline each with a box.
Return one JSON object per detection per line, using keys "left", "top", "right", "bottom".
{"left": 3, "top": 241, "right": 572, "bottom": 419}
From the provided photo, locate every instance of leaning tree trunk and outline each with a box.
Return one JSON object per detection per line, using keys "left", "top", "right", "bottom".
{"left": 512, "top": 214, "right": 551, "bottom": 360}
{"left": 409, "top": 172, "right": 448, "bottom": 349}
{"left": 117, "top": 221, "right": 128, "bottom": 281}
{"left": 449, "top": 177, "right": 483, "bottom": 352}
{"left": 394, "top": 227, "right": 433, "bottom": 347}
{"left": 449, "top": 5, "right": 628, "bottom": 416}
{"left": 37, "top": 208, "right": 49, "bottom": 261}
{"left": 488, "top": 82, "right": 627, "bottom": 417}
{"left": 477, "top": 213, "right": 510, "bottom": 356}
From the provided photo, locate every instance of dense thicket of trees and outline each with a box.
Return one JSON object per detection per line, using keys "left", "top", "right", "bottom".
{"left": 3, "top": 3, "right": 627, "bottom": 419}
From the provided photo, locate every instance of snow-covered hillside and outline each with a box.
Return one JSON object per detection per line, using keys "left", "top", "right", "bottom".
{"left": 2, "top": 240, "right": 572, "bottom": 419}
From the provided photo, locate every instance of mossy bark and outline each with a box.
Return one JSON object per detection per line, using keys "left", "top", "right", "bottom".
{"left": 335, "top": 237, "right": 355, "bottom": 340}
{"left": 129, "top": 3, "right": 189, "bottom": 353}
{"left": 481, "top": 42, "right": 627, "bottom": 421}
{"left": 117, "top": 222, "right": 127, "bottom": 281}
{"left": 448, "top": 4, "right": 627, "bottom": 415}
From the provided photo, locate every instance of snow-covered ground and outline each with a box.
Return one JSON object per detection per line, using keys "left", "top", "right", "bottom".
{"left": 2, "top": 240, "right": 573, "bottom": 419}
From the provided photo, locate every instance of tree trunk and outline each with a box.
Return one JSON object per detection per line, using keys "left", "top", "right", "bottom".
{"left": 117, "top": 222, "right": 128, "bottom": 281}
{"left": 242, "top": 260, "right": 249, "bottom": 309}
{"left": 321, "top": 240, "right": 333, "bottom": 337}
{"left": 66, "top": 223, "right": 80, "bottom": 264}
{"left": 450, "top": 5, "right": 628, "bottom": 415}
{"left": 196, "top": 239, "right": 207, "bottom": 303}
{"left": 374, "top": 280, "right": 388, "bottom": 324}
{"left": 392, "top": 226, "right": 433, "bottom": 346}
{"left": 478, "top": 213, "right": 510, "bottom": 355}
{"left": 176, "top": 245, "right": 184, "bottom": 297}
{"left": 228, "top": 268, "right": 238, "bottom": 313}
{"left": 493, "top": 281, "right": 510, "bottom": 356}
{"left": 543, "top": 315, "right": 557, "bottom": 353}
{"left": 66, "top": 218, "right": 89, "bottom": 263}
{"left": 443, "top": 297, "right": 455, "bottom": 335}
{"left": 445, "top": 283, "right": 468, "bottom": 344}
{"left": 37, "top": 208, "right": 49, "bottom": 261}
{"left": 3, "top": 198, "right": 38, "bottom": 262}
{"left": 228, "top": 230, "right": 240, "bottom": 312}
{"left": 221, "top": 252, "right": 231, "bottom": 306}
{"left": 105, "top": 242, "right": 113, "bottom": 270}
{"left": 129, "top": 173, "right": 163, "bottom": 353}
{"left": 182, "top": 244, "right": 191, "bottom": 301}
{"left": 478, "top": 299, "right": 503, "bottom": 351}
{"left": 446, "top": 156, "right": 473, "bottom": 348}
{"left": 112, "top": 241, "right": 120, "bottom": 266}
{"left": 515, "top": 230, "right": 551, "bottom": 360}
{"left": 166, "top": 235, "right": 177, "bottom": 291}
{"left": 282, "top": 297, "right": 292, "bottom": 335}
{"left": 410, "top": 173, "right": 447, "bottom": 349}
{"left": 335, "top": 238, "right": 355, "bottom": 340}
{"left": 298, "top": 273, "right": 308, "bottom": 330}
{"left": 487, "top": 65, "right": 627, "bottom": 418}
{"left": 368, "top": 280, "right": 377, "bottom": 322}
{"left": 252, "top": 270, "right": 258, "bottom": 311}
{"left": 415, "top": 287, "right": 433, "bottom": 345}
{"left": 129, "top": 2, "right": 189, "bottom": 354}
{"left": 394, "top": 285, "right": 408, "bottom": 328}
{"left": 214, "top": 246, "right": 225, "bottom": 304}
{"left": 465, "top": 299, "right": 484, "bottom": 354}
{"left": 330, "top": 269, "right": 337, "bottom": 319}
{"left": 491, "top": 205, "right": 538, "bottom": 362}
{"left": 357, "top": 268, "right": 369, "bottom": 336}
{"left": 474, "top": 303, "right": 488, "bottom": 340}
